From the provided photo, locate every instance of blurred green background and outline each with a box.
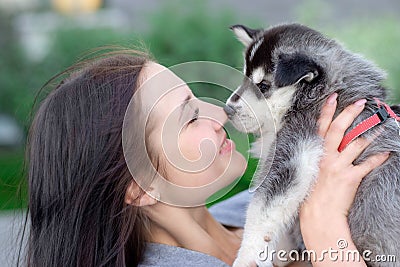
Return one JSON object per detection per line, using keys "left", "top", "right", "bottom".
{"left": 0, "top": 0, "right": 399, "bottom": 210}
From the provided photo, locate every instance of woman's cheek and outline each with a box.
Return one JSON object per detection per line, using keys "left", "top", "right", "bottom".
{"left": 179, "top": 134, "right": 202, "bottom": 161}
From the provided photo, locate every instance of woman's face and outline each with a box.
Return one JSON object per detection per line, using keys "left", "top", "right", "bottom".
{"left": 137, "top": 62, "right": 247, "bottom": 205}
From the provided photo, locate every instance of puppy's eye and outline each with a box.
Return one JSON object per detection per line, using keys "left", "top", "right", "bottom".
{"left": 256, "top": 80, "right": 271, "bottom": 93}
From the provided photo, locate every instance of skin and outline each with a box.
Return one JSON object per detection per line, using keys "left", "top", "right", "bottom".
{"left": 125, "top": 64, "right": 389, "bottom": 266}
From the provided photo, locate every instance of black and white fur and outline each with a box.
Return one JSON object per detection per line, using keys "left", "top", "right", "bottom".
{"left": 225, "top": 23, "right": 400, "bottom": 267}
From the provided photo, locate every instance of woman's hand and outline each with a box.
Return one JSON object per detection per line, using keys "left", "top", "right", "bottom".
{"left": 299, "top": 93, "right": 389, "bottom": 266}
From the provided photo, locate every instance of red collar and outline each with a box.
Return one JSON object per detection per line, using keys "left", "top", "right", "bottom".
{"left": 338, "top": 98, "right": 400, "bottom": 152}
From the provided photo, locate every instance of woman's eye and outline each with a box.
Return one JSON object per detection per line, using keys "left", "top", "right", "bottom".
{"left": 188, "top": 108, "right": 199, "bottom": 125}
{"left": 188, "top": 117, "right": 197, "bottom": 124}
{"left": 257, "top": 80, "right": 271, "bottom": 93}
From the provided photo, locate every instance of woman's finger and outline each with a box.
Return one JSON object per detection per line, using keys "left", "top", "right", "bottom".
{"left": 338, "top": 137, "right": 372, "bottom": 165}
{"left": 324, "top": 99, "right": 367, "bottom": 152}
{"left": 352, "top": 152, "right": 390, "bottom": 180}
{"left": 317, "top": 93, "right": 338, "bottom": 138}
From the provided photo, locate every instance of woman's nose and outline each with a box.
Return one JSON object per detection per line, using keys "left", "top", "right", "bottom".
{"left": 200, "top": 101, "right": 227, "bottom": 130}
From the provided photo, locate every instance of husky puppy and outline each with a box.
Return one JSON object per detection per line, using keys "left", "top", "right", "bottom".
{"left": 225, "top": 23, "right": 400, "bottom": 267}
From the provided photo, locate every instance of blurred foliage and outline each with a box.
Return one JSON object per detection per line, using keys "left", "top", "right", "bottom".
{"left": 40, "top": 28, "right": 129, "bottom": 74}
{"left": 0, "top": 12, "right": 34, "bottom": 128}
{"left": 1, "top": 1, "right": 400, "bottom": 209}
{"left": 0, "top": 150, "right": 26, "bottom": 210}
{"left": 144, "top": 2, "right": 243, "bottom": 67}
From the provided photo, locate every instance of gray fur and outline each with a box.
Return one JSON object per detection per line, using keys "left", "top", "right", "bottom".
{"left": 227, "top": 23, "right": 400, "bottom": 266}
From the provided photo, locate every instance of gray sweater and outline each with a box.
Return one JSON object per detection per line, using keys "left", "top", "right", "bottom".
{"left": 138, "top": 190, "right": 251, "bottom": 267}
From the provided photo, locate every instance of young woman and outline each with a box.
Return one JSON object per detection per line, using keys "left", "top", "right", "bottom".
{"left": 25, "top": 50, "right": 389, "bottom": 267}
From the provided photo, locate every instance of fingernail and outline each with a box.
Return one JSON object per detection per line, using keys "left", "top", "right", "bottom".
{"left": 381, "top": 151, "right": 390, "bottom": 157}
{"left": 354, "top": 99, "right": 367, "bottom": 106}
{"left": 326, "top": 93, "right": 338, "bottom": 105}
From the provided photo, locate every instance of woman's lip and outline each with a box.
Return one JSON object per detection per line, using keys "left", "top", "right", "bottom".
{"left": 220, "top": 132, "right": 227, "bottom": 148}
{"left": 219, "top": 138, "right": 234, "bottom": 155}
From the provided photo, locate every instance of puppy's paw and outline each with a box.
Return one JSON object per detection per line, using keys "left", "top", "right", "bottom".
{"left": 234, "top": 239, "right": 274, "bottom": 267}
{"left": 255, "top": 258, "right": 274, "bottom": 267}
{"left": 232, "top": 258, "right": 273, "bottom": 267}
{"left": 232, "top": 258, "right": 274, "bottom": 267}
{"left": 232, "top": 258, "right": 255, "bottom": 267}
{"left": 255, "top": 243, "right": 275, "bottom": 267}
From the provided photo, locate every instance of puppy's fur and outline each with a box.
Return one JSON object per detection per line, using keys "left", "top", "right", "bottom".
{"left": 226, "top": 23, "right": 400, "bottom": 267}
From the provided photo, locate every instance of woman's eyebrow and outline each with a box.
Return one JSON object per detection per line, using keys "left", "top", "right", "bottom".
{"left": 179, "top": 95, "right": 192, "bottom": 123}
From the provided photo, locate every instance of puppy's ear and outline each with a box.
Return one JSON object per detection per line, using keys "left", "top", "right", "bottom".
{"left": 230, "top": 24, "right": 262, "bottom": 47}
{"left": 274, "top": 53, "right": 320, "bottom": 87}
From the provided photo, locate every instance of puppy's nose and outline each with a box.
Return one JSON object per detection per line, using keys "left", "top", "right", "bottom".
{"left": 223, "top": 104, "right": 236, "bottom": 119}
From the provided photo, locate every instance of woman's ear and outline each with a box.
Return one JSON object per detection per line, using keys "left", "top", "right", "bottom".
{"left": 125, "top": 182, "right": 160, "bottom": 207}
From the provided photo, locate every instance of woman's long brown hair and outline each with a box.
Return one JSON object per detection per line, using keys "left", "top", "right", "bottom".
{"left": 24, "top": 50, "right": 151, "bottom": 266}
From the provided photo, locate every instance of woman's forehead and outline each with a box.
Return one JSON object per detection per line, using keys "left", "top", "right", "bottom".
{"left": 139, "top": 62, "right": 194, "bottom": 116}
{"left": 142, "top": 61, "right": 168, "bottom": 79}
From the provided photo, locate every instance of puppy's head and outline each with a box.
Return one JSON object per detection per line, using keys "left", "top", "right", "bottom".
{"left": 225, "top": 24, "right": 330, "bottom": 134}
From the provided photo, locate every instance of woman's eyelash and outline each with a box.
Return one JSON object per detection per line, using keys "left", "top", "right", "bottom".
{"left": 188, "top": 108, "right": 199, "bottom": 124}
